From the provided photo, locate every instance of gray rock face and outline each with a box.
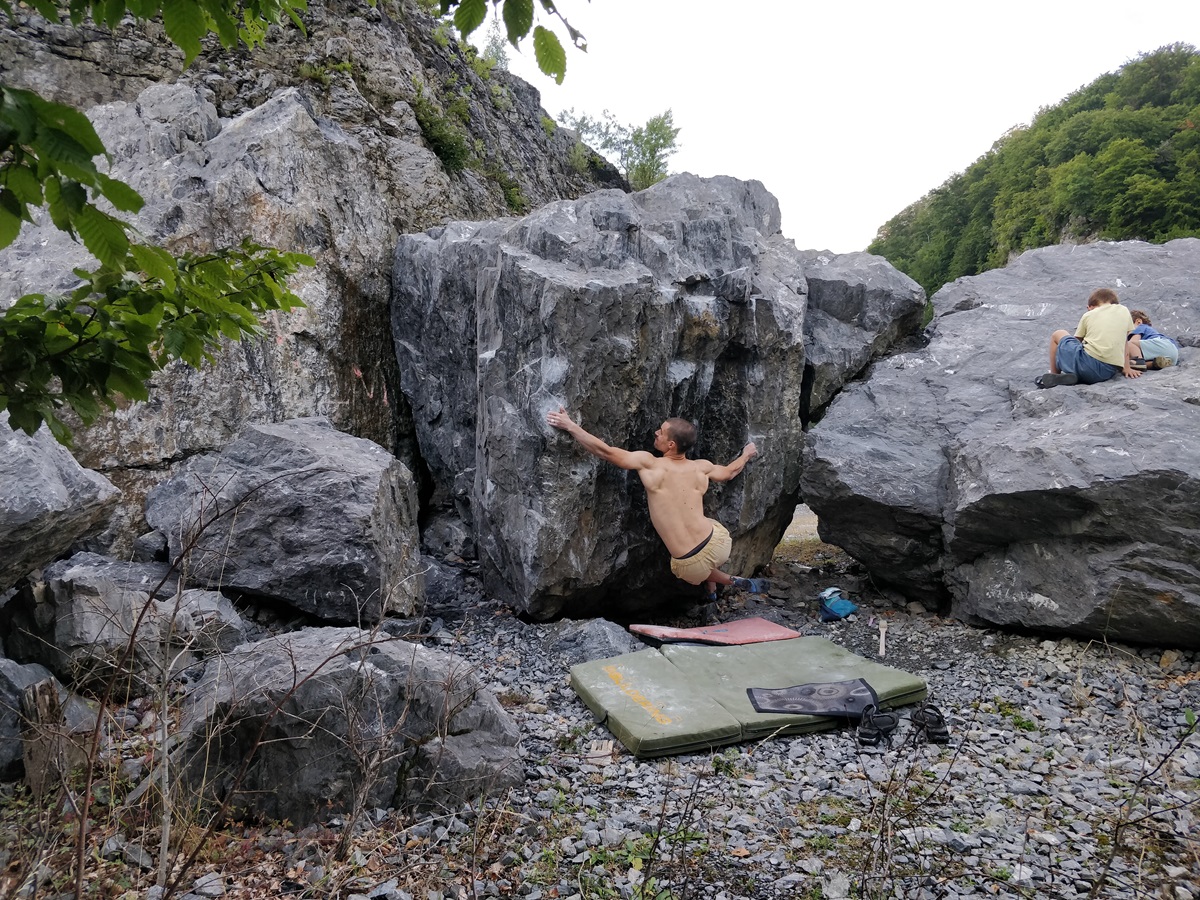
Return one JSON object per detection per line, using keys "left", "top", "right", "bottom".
{"left": 0, "top": 659, "right": 55, "bottom": 779}
{"left": 799, "top": 249, "right": 926, "bottom": 416}
{"left": 802, "top": 239, "right": 1200, "bottom": 647}
{"left": 420, "top": 557, "right": 480, "bottom": 613}
{"left": 543, "top": 619, "right": 643, "bottom": 667}
{"left": 144, "top": 417, "right": 422, "bottom": 623}
{"left": 0, "top": 552, "right": 223, "bottom": 692}
{"left": 0, "top": 413, "right": 120, "bottom": 592}
{"left": 174, "top": 627, "right": 522, "bottom": 823}
{"left": 393, "top": 174, "right": 924, "bottom": 618}
{"left": 169, "top": 589, "right": 251, "bottom": 655}
{"left": 0, "top": 82, "right": 413, "bottom": 555}
{"left": 2, "top": 0, "right": 622, "bottom": 555}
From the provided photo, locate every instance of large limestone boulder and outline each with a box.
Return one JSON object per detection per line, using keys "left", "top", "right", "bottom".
{"left": 800, "top": 249, "right": 927, "bottom": 415}
{"left": 144, "top": 417, "right": 422, "bottom": 623}
{"left": 393, "top": 174, "right": 925, "bottom": 618}
{"left": 1, "top": 0, "right": 622, "bottom": 555}
{"left": 802, "top": 239, "right": 1200, "bottom": 647}
{"left": 172, "top": 627, "right": 522, "bottom": 823}
{"left": 0, "top": 414, "right": 119, "bottom": 592}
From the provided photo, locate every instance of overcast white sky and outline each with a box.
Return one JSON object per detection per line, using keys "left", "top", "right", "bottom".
{"left": 489, "top": 1, "right": 1200, "bottom": 254}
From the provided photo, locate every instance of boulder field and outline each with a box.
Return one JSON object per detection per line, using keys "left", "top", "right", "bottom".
{"left": 803, "top": 239, "right": 1200, "bottom": 647}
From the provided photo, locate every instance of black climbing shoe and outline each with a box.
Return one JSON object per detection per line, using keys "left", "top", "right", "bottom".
{"left": 1035, "top": 372, "right": 1079, "bottom": 389}
{"left": 910, "top": 704, "right": 951, "bottom": 744}
{"left": 857, "top": 704, "right": 899, "bottom": 747}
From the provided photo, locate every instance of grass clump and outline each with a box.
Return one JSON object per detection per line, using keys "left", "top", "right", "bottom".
{"left": 298, "top": 60, "right": 353, "bottom": 87}
{"left": 568, "top": 140, "right": 591, "bottom": 175}
{"left": 495, "top": 170, "right": 526, "bottom": 213}
{"left": 411, "top": 81, "right": 471, "bottom": 173}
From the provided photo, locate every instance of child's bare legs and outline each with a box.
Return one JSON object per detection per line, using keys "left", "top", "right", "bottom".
{"left": 1124, "top": 335, "right": 1144, "bottom": 378}
{"left": 1049, "top": 330, "right": 1071, "bottom": 374}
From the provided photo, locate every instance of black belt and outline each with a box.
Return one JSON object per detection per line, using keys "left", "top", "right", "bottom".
{"left": 675, "top": 529, "right": 714, "bottom": 560}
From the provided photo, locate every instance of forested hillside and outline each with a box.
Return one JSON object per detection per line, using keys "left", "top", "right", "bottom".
{"left": 869, "top": 43, "right": 1200, "bottom": 296}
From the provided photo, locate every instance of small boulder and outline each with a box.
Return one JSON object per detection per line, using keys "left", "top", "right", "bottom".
{"left": 172, "top": 627, "right": 522, "bottom": 823}
{"left": 169, "top": 589, "right": 250, "bottom": 655}
{"left": 420, "top": 556, "right": 481, "bottom": 615}
{"left": 0, "top": 413, "right": 119, "bottom": 592}
{"left": 145, "top": 417, "right": 423, "bottom": 624}
{"left": 543, "top": 618, "right": 642, "bottom": 666}
{"left": 0, "top": 553, "right": 239, "bottom": 693}
{"left": 0, "top": 659, "right": 54, "bottom": 779}
{"left": 0, "top": 659, "right": 95, "bottom": 780}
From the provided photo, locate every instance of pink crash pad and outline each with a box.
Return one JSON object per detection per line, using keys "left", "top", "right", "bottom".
{"left": 629, "top": 617, "right": 801, "bottom": 646}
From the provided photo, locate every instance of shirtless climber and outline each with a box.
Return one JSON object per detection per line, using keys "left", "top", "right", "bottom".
{"left": 546, "top": 408, "right": 769, "bottom": 609}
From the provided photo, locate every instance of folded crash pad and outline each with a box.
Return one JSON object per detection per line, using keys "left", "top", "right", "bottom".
{"left": 628, "top": 616, "right": 802, "bottom": 645}
{"left": 569, "top": 636, "right": 927, "bottom": 758}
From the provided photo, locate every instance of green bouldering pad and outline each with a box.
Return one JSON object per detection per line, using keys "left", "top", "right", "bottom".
{"left": 570, "top": 636, "right": 927, "bottom": 758}
{"left": 567, "top": 647, "right": 742, "bottom": 757}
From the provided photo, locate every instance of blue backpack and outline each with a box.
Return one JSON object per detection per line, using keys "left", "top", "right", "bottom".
{"left": 818, "top": 587, "right": 858, "bottom": 622}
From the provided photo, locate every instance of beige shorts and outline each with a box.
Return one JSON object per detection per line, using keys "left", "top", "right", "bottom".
{"left": 669, "top": 521, "right": 732, "bottom": 585}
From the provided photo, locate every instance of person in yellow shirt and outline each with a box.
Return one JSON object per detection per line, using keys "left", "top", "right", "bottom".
{"left": 1036, "top": 288, "right": 1135, "bottom": 388}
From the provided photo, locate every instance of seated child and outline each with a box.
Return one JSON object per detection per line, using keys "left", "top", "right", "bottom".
{"left": 1037, "top": 288, "right": 1134, "bottom": 388}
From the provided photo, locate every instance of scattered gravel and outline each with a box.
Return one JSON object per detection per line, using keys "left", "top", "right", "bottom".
{"left": 11, "top": 559, "right": 1197, "bottom": 900}
{"left": 411, "top": 562, "right": 1200, "bottom": 900}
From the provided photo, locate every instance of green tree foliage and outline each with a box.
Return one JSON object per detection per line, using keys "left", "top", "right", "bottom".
{"left": 0, "top": 86, "right": 143, "bottom": 259}
{"left": 0, "top": 240, "right": 309, "bottom": 443}
{"left": 1, "top": 0, "right": 314, "bottom": 442}
{"left": 439, "top": 0, "right": 586, "bottom": 84}
{"left": 559, "top": 108, "right": 681, "bottom": 190}
{"left": 626, "top": 112, "right": 682, "bottom": 191}
{"left": 869, "top": 43, "right": 1200, "bottom": 296}
{"left": 482, "top": 17, "right": 510, "bottom": 71}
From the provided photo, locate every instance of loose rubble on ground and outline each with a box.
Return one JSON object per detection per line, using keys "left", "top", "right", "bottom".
{"left": 6, "top": 545, "right": 1190, "bottom": 900}
{"left": 427, "top": 561, "right": 1200, "bottom": 900}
